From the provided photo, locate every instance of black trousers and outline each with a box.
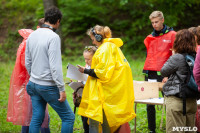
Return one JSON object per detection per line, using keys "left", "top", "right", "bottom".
{"left": 81, "top": 116, "right": 89, "bottom": 133}
{"left": 145, "top": 71, "right": 163, "bottom": 132}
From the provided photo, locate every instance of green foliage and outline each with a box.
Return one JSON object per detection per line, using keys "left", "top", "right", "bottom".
{"left": 63, "top": 37, "right": 86, "bottom": 57}
{"left": 0, "top": 62, "right": 22, "bottom": 132}
{"left": 58, "top": 0, "right": 200, "bottom": 55}
{"left": 1, "top": 0, "right": 200, "bottom": 59}
{"left": 0, "top": 0, "right": 44, "bottom": 61}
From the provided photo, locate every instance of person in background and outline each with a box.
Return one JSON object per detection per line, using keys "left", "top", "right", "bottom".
{"left": 143, "top": 11, "right": 176, "bottom": 133}
{"left": 77, "top": 25, "right": 135, "bottom": 133}
{"left": 83, "top": 46, "right": 97, "bottom": 69}
{"left": 7, "top": 18, "right": 50, "bottom": 133}
{"left": 192, "top": 26, "right": 200, "bottom": 133}
{"left": 161, "top": 29, "right": 197, "bottom": 133}
{"left": 81, "top": 46, "right": 97, "bottom": 133}
{"left": 25, "top": 7, "right": 75, "bottom": 133}
{"left": 189, "top": 27, "right": 200, "bottom": 51}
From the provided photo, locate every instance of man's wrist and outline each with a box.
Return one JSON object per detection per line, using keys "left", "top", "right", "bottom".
{"left": 59, "top": 86, "right": 65, "bottom": 92}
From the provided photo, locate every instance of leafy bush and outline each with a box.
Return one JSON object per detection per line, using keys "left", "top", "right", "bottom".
{"left": 0, "top": 0, "right": 44, "bottom": 61}
{"left": 1, "top": 0, "right": 200, "bottom": 61}
{"left": 58, "top": 0, "right": 200, "bottom": 56}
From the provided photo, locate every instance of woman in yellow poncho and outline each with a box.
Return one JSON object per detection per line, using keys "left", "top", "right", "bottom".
{"left": 78, "top": 25, "right": 136, "bottom": 133}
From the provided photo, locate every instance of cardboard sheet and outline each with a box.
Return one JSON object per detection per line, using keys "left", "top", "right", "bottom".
{"left": 133, "top": 80, "right": 159, "bottom": 100}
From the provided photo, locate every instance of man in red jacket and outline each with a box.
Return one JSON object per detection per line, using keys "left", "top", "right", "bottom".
{"left": 143, "top": 11, "right": 176, "bottom": 133}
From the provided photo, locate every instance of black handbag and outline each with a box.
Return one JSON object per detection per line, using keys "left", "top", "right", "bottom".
{"left": 73, "top": 86, "right": 83, "bottom": 114}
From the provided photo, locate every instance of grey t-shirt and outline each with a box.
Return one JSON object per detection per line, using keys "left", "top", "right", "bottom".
{"left": 25, "top": 28, "right": 65, "bottom": 91}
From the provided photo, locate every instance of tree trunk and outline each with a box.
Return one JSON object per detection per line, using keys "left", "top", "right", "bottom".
{"left": 43, "top": 0, "right": 57, "bottom": 11}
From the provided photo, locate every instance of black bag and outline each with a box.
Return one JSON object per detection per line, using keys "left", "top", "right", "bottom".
{"left": 73, "top": 86, "right": 83, "bottom": 114}
{"left": 176, "top": 54, "right": 199, "bottom": 115}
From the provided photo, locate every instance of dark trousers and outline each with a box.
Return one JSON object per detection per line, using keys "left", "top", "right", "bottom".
{"left": 81, "top": 116, "right": 89, "bottom": 133}
{"left": 21, "top": 126, "right": 50, "bottom": 133}
{"left": 145, "top": 71, "right": 163, "bottom": 132}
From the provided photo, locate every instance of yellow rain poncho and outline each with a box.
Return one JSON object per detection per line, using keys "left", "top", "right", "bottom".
{"left": 78, "top": 38, "right": 136, "bottom": 129}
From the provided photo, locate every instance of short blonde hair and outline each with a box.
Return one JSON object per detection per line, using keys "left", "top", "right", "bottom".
{"left": 87, "top": 25, "right": 112, "bottom": 40}
{"left": 149, "top": 11, "right": 164, "bottom": 20}
{"left": 83, "top": 46, "right": 97, "bottom": 55}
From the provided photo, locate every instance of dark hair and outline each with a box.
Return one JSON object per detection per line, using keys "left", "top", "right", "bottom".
{"left": 193, "top": 27, "right": 200, "bottom": 45}
{"left": 173, "top": 29, "right": 196, "bottom": 54}
{"left": 44, "top": 6, "right": 62, "bottom": 25}
{"left": 37, "top": 18, "right": 44, "bottom": 27}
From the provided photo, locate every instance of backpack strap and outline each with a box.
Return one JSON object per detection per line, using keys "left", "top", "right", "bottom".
{"left": 182, "top": 88, "right": 186, "bottom": 116}
{"left": 176, "top": 75, "right": 187, "bottom": 116}
{"left": 75, "top": 86, "right": 83, "bottom": 93}
{"left": 74, "top": 106, "right": 77, "bottom": 114}
{"left": 176, "top": 54, "right": 187, "bottom": 115}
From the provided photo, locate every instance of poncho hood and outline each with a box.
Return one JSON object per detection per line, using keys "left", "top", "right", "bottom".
{"left": 103, "top": 38, "right": 123, "bottom": 47}
{"left": 18, "top": 29, "right": 34, "bottom": 39}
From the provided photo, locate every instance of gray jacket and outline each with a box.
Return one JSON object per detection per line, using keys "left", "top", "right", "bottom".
{"left": 161, "top": 53, "right": 188, "bottom": 96}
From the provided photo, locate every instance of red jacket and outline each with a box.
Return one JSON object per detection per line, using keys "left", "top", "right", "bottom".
{"left": 7, "top": 29, "right": 49, "bottom": 127}
{"left": 143, "top": 31, "right": 176, "bottom": 71}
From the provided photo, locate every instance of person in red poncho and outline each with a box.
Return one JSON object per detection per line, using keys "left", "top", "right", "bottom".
{"left": 143, "top": 11, "right": 176, "bottom": 133}
{"left": 7, "top": 18, "right": 50, "bottom": 133}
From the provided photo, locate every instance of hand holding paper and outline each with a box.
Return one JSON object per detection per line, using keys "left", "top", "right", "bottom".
{"left": 66, "top": 64, "right": 88, "bottom": 81}
{"left": 77, "top": 65, "right": 85, "bottom": 73}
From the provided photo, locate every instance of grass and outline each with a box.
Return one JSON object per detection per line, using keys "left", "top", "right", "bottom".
{"left": 0, "top": 56, "right": 166, "bottom": 133}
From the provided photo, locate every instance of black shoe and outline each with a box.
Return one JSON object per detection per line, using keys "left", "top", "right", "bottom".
{"left": 149, "top": 130, "right": 155, "bottom": 133}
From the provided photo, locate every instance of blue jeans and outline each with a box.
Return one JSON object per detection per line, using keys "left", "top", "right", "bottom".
{"left": 26, "top": 81, "right": 75, "bottom": 133}
{"left": 22, "top": 113, "right": 51, "bottom": 133}
{"left": 89, "top": 110, "right": 111, "bottom": 133}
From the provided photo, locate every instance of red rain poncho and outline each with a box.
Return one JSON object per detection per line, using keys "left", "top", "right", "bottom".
{"left": 143, "top": 31, "right": 176, "bottom": 71}
{"left": 7, "top": 29, "right": 49, "bottom": 127}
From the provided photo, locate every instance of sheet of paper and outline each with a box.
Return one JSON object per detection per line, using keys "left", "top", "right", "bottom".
{"left": 66, "top": 64, "right": 88, "bottom": 81}
{"left": 68, "top": 82, "right": 84, "bottom": 91}
{"left": 148, "top": 79, "right": 157, "bottom": 82}
{"left": 68, "top": 82, "right": 84, "bottom": 96}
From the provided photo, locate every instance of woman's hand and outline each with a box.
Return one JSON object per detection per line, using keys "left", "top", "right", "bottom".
{"left": 162, "top": 77, "right": 168, "bottom": 83}
{"left": 77, "top": 65, "right": 85, "bottom": 73}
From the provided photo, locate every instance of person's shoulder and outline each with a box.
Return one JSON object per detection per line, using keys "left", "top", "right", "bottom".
{"left": 144, "top": 34, "right": 154, "bottom": 43}
{"left": 37, "top": 28, "right": 58, "bottom": 36}
{"left": 171, "top": 53, "right": 185, "bottom": 61}
{"left": 161, "top": 30, "right": 176, "bottom": 39}
{"left": 165, "top": 54, "right": 184, "bottom": 67}
{"left": 51, "top": 32, "right": 59, "bottom": 39}
{"left": 165, "top": 30, "right": 176, "bottom": 37}
{"left": 102, "top": 41, "right": 117, "bottom": 50}
{"left": 168, "top": 30, "right": 176, "bottom": 34}
{"left": 146, "top": 34, "right": 153, "bottom": 38}
{"left": 145, "top": 34, "right": 154, "bottom": 40}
